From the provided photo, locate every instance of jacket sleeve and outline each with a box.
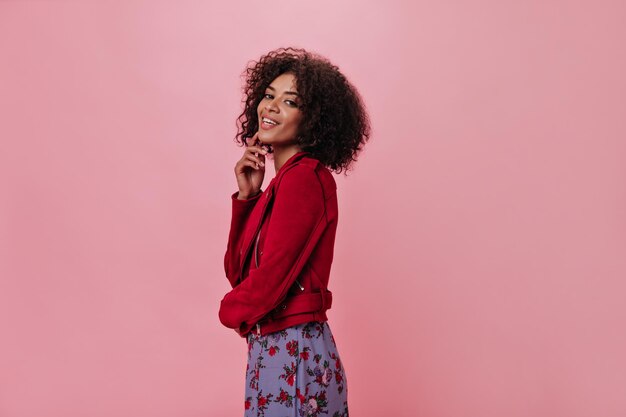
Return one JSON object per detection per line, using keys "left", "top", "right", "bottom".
{"left": 218, "top": 165, "right": 326, "bottom": 330}
{"left": 224, "top": 190, "right": 264, "bottom": 288}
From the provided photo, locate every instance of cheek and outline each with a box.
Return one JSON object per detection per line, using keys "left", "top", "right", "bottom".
{"left": 288, "top": 113, "right": 303, "bottom": 129}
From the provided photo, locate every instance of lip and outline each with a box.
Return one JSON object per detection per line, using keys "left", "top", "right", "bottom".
{"left": 261, "top": 114, "right": 280, "bottom": 124}
{"left": 260, "top": 120, "right": 278, "bottom": 130}
{"left": 260, "top": 114, "right": 280, "bottom": 130}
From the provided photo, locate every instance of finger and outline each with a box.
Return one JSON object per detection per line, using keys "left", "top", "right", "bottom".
{"left": 244, "top": 154, "right": 265, "bottom": 167}
{"left": 247, "top": 132, "right": 259, "bottom": 147}
{"left": 236, "top": 160, "right": 257, "bottom": 172}
{"left": 242, "top": 160, "right": 262, "bottom": 170}
{"left": 246, "top": 140, "right": 265, "bottom": 151}
{"left": 246, "top": 145, "right": 268, "bottom": 157}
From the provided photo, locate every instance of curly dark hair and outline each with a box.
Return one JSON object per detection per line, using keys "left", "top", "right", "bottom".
{"left": 235, "top": 47, "right": 371, "bottom": 175}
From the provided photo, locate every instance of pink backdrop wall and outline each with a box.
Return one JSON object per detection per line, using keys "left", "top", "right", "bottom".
{"left": 1, "top": 1, "right": 625, "bottom": 416}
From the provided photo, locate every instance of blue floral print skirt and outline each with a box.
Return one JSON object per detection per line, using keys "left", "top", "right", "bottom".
{"left": 244, "top": 321, "right": 348, "bottom": 417}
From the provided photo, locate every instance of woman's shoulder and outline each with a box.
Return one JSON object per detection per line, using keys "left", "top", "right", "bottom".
{"left": 306, "top": 155, "right": 337, "bottom": 189}
{"left": 275, "top": 155, "right": 336, "bottom": 193}
{"left": 298, "top": 156, "right": 337, "bottom": 194}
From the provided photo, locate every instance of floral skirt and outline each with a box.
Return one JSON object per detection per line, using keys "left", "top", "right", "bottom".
{"left": 244, "top": 321, "right": 348, "bottom": 417}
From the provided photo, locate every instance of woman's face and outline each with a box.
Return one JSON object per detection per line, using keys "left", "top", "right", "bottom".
{"left": 256, "top": 72, "right": 303, "bottom": 150}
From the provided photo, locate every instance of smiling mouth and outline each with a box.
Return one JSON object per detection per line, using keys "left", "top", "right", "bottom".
{"left": 260, "top": 117, "right": 279, "bottom": 130}
{"left": 261, "top": 116, "right": 279, "bottom": 125}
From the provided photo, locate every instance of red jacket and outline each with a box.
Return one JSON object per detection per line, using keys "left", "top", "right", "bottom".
{"left": 218, "top": 151, "right": 338, "bottom": 337}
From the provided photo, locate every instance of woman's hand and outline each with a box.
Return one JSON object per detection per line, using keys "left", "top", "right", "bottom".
{"left": 235, "top": 132, "right": 268, "bottom": 200}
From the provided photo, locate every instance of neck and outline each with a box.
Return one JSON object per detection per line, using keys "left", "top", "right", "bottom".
{"left": 272, "top": 144, "right": 303, "bottom": 173}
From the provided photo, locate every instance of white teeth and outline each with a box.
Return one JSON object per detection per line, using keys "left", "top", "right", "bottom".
{"left": 263, "top": 117, "right": 277, "bottom": 125}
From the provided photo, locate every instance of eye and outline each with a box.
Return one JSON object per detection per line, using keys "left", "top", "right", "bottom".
{"left": 286, "top": 100, "right": 298, "bottom": 107}
{"left": 263, "top": 93, "right": 273, "bottom": 99}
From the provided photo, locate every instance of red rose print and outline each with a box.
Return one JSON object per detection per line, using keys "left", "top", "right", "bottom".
{"left": 330, "top": 353, "right": 341, "bottom": 370}
{"left": 296, "top": 388, "right": 306, "bottom": 402}
{"left": 335, "top": 370, "right": 343, "bottom": 384}
{"left": 286, "top": 340, "right": 298, "bottom": 356}
{"left": 244, "top": 322, "right": 346, "bottom": 415}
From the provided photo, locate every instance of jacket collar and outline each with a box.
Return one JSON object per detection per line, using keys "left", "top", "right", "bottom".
{"left": 273, "top": 150, "right": 311, "bottom": 179}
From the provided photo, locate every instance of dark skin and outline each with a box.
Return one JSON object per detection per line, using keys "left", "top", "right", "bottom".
{"left": 235, "top": 48, "right": 371, "bottom": 174}
{"left": 235, "top": 72, "right": 304, "bottom": 200}
{"left": 234, "top": 132, "right": 268, "bottom": 200}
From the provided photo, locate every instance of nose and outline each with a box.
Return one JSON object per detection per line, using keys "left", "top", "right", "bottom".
{"left": 265, "top": 97, "right": 279, "bottom": 113}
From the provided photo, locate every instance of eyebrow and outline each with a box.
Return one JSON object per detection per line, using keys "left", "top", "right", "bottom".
{"left": 266, "top": 85, "right": 300, "bottom": 97}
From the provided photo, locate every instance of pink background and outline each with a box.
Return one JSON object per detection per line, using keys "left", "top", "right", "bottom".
{"left": 1, "top": 1, "right": 625, "bottom": 416}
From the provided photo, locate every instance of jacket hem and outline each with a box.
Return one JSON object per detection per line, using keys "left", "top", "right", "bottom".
{"left": 241, "top": 311, "right": 330, "bottom": 338}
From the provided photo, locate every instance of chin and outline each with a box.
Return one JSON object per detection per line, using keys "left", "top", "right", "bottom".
{"left": 259, "top": 135, "right": 280, "bottom": 146}
{"left": 257, "top": 138, "right": 272, "bottom": 149}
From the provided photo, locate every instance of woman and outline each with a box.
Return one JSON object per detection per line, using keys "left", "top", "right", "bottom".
{"left": 219, "top": 47, "right": 370, "bottom": 417}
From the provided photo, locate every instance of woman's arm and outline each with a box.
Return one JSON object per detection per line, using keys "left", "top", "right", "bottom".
{"left": 224, "top": 136, "right": 268, "bottom": 286}
{"left": 218, "top": 165, "right": 327, "bottom": 330}
{"left": 223, "top": 190, "right": 264, "bottom": 288}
